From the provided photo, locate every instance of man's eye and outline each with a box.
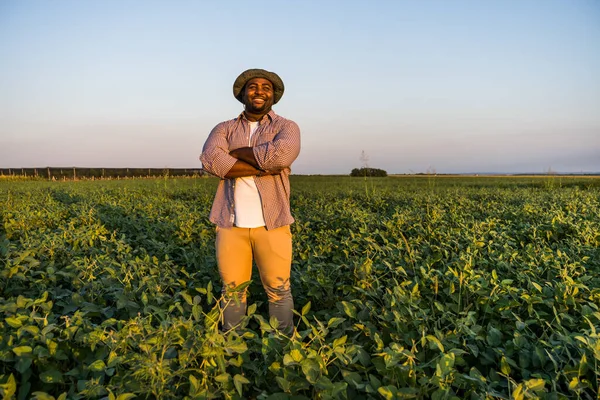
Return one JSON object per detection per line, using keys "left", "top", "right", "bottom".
{"left": 263, "top": 86, "right": 272, "bottom": 92}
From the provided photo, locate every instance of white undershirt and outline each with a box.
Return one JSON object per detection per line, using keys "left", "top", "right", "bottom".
{"left": 234, "top": 121, "right": 266, "bottom": 228}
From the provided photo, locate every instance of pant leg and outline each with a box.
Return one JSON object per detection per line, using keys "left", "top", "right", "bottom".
{"left": 251, "top": 225, "right": 294, "bottom": 334}
{"left": 215, "top": 226, "right": 253, "bottom": 331}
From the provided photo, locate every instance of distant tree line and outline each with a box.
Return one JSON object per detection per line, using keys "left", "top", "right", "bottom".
{"left": 0, "top": 167, "right": 204, "bottom": 180}
{"left": 350, "top": 167, "right": 388, "bottom": 177}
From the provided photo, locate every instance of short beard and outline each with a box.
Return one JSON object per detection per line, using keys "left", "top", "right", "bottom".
{"left": 244, "top": 101, "right": 271, "bottom": 114}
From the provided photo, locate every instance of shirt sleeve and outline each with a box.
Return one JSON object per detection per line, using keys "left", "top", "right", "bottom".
{"left": 199, "top": 122, "right": 238, "bottom": 179}
{"left": 253, "top": 120, "right": 301, "bottom": 171}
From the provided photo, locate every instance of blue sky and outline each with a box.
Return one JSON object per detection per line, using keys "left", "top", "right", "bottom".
{"left": 1, "top": 0, "right": 599, "bottom": 174}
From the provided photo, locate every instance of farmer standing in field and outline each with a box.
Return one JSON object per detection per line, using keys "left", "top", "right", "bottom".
{"left": 199, "top": 69, "right": 300, "bottom": 335}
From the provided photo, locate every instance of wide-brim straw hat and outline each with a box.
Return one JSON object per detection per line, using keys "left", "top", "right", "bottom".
{"left": 233, "top": 69, "right": 285, "bottom": 104}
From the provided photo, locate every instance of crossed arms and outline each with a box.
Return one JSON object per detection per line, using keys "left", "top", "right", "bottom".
{"left": 225, "top": 147, "right": 276, "bottom": 179}
{"left": 199, "top": 120, "right": 301, "bottom": 179}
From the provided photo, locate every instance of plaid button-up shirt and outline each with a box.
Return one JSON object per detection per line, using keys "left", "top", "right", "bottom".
{"left": 200, "top": 110, "right": 301, "bottom": 230}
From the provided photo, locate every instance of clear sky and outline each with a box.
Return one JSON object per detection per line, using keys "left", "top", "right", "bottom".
{"left": 1, "top": 0, "right": 599, "bottom": 174}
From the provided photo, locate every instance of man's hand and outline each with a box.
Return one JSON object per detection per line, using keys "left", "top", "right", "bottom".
{"left": 257, "top": 167, "right": 284, "bottom": 177}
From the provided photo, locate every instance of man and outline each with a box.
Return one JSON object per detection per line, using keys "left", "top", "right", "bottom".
{"left": 199, "top": 69, "right": 300, "bottom": 335}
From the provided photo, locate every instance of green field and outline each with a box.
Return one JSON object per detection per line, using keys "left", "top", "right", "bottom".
{"left": 1, "top": 176, "right": 599, "bottom": 399}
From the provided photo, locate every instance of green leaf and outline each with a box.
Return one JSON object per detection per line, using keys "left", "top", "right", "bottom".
{"left": 531, "top": 281, "right": 542, "bottom": 292}
{"left": 182, "top": 292, "right": 193, "bottom": 305}
{"left": 332, "top": 382, "right": 348, "bottom": 396}
{"left": 426, "top": 335, "right": 445, "bottom": 352}
{"left": 525, "top": 378, "right": 545, "bottom": 391}
{"left": 432, "top": 389, "right": 449, "bottom": 400}
{"left": 327, "top": 317, "right": 345, "bottom": 328}
{"left": 12, "top": 346, "right": 32, "bottom": 356}
{"left": 18, "top": 325, "right": 40, "bottom": 337}
{"left": 269, "top": 315, "right": 280, "bottom": 329}
{"left": 189, "top": 374, "right": 200, "bottom": 390}
{"left": 500, "top": 356, "right": 511, "bottom": 375}
{"left": 290, "top": 349, "right": 303, "bottom": 362}
{"left": 340, "top": 301, "right": 356, "bottom": 318}
{"left": 579, "top": 354, "right": 588, "bottom": 375}
{"left": 301, "top": 301, "right": 311, "bottom": 316}
{"left": 378, "top": 385, "right": 398, "bottom": 400}
{"left": 40, "top": 324, "right": 57, "bottom": 336}
{"left": 234, "top": 280, "right": 252, "bottom": 292}
{"left": 40, "top": 369, "right": 63, "bottom": 384}
{"left": 437, "top": 353, "right": 455, "bottom": 375}
{"left": 486, "top": 327, "right": 502, "bottom": 347}
{"left": 255, "top": 315, "right": 273, "bottom": 332}
{"left": 214, "top": 373, "right": 230, "bottom": 383}
{"left": 0, "top": 374, "right": 16, "bottom": 398}
{"left": 569, "top": 377, "right": 584, "bottom": 391}
{"left": 283, "top": 354, "right": 296, "bottom": 366}
{"left": 115, "top": 395, "right": 136, "bottom": 400}
{"left": 333, "top": 336, "right": 347, "bottom": 348}
{"left": 225, "top": 338, "right": 247, "bottom": 353}
{"left": 341, "top": 370, "right": 362, "bottom": 387}
{"left": 16, "top": 295, "right": 29, "bottom": 308}
{"left": 276, "top": 376, "right": 291, "bottom": 392}
{"left": 574, "top": 336, "right": 588, "bottom": 345}
{"left": 233, "top": 374, "right": 250, "bottom": 397}
{"left": 15, "top": 356, "right": 32, "bottom": 373}
{"left": 356, "top": 348, "right": 371, "bottom": 366}
{"left": 31, "top": 392, "right": 55, "bottom": 400}
{"left": 192, "top": 304, "right": 202, "bottom": 321}
{"left": 5, "top": 317, "right": 23, "bottom": 328}
{"left": 469, "top": 367, "right": 486, "bottom": 383}
{"left": 512, "top": 383, "right": 524, "bottom": 400}
{"left": 206, "top": 281, "right": 214, "bottom": 304}
{"left": 300, "top": 358, "right": 321, "bottom": 384}
{"left": 107, "top": 352, "right": 122, "bottom": 368}
{"left": 369, "top": 374, "right": 382, "bottom": 389}
{"left": 204, "top": 309, "right": 220, "bottom": 329}
{"left": 88, "top": 359, "right": 106, "bottom": 372}
{"left": 195, "top": 287, "right": 207, "bottom": 295}
{"left": 411, "top": 283, "right": 419, "bottom": 296}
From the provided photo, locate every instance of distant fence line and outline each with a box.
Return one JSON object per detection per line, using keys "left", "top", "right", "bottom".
{"left": 0, "top": 167, "right": 205, "bottom": 180}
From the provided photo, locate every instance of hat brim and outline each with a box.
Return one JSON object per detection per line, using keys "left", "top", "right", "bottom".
{"left": 233, "top": 69, "right": 284, "bottom": 104}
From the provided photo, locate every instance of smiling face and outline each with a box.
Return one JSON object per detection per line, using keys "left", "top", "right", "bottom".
{"left": 242, "top": 78, "right": 274, "bottom": 116}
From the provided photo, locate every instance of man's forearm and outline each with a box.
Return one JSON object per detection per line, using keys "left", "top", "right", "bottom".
{"left": 224, "top": 160, "right": 262, "bottom": 178}
{"left": 229, "top": 147, "right": 260, "bottom": 169}
{"left": 224, "top": 160, "right": 283, "bottom": 179}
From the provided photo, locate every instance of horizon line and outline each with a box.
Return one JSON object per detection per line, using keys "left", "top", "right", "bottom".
{"left": 1, "top": 166, "right": 599, "bottom": 177}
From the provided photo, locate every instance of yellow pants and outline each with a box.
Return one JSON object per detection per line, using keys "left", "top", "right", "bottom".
{"left": 216, "top": 225, "right": 294, "bottom": 333}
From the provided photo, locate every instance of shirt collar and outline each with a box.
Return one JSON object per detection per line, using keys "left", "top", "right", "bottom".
{"left": 236, "top": 110, "right": 277, "bottom": 124}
